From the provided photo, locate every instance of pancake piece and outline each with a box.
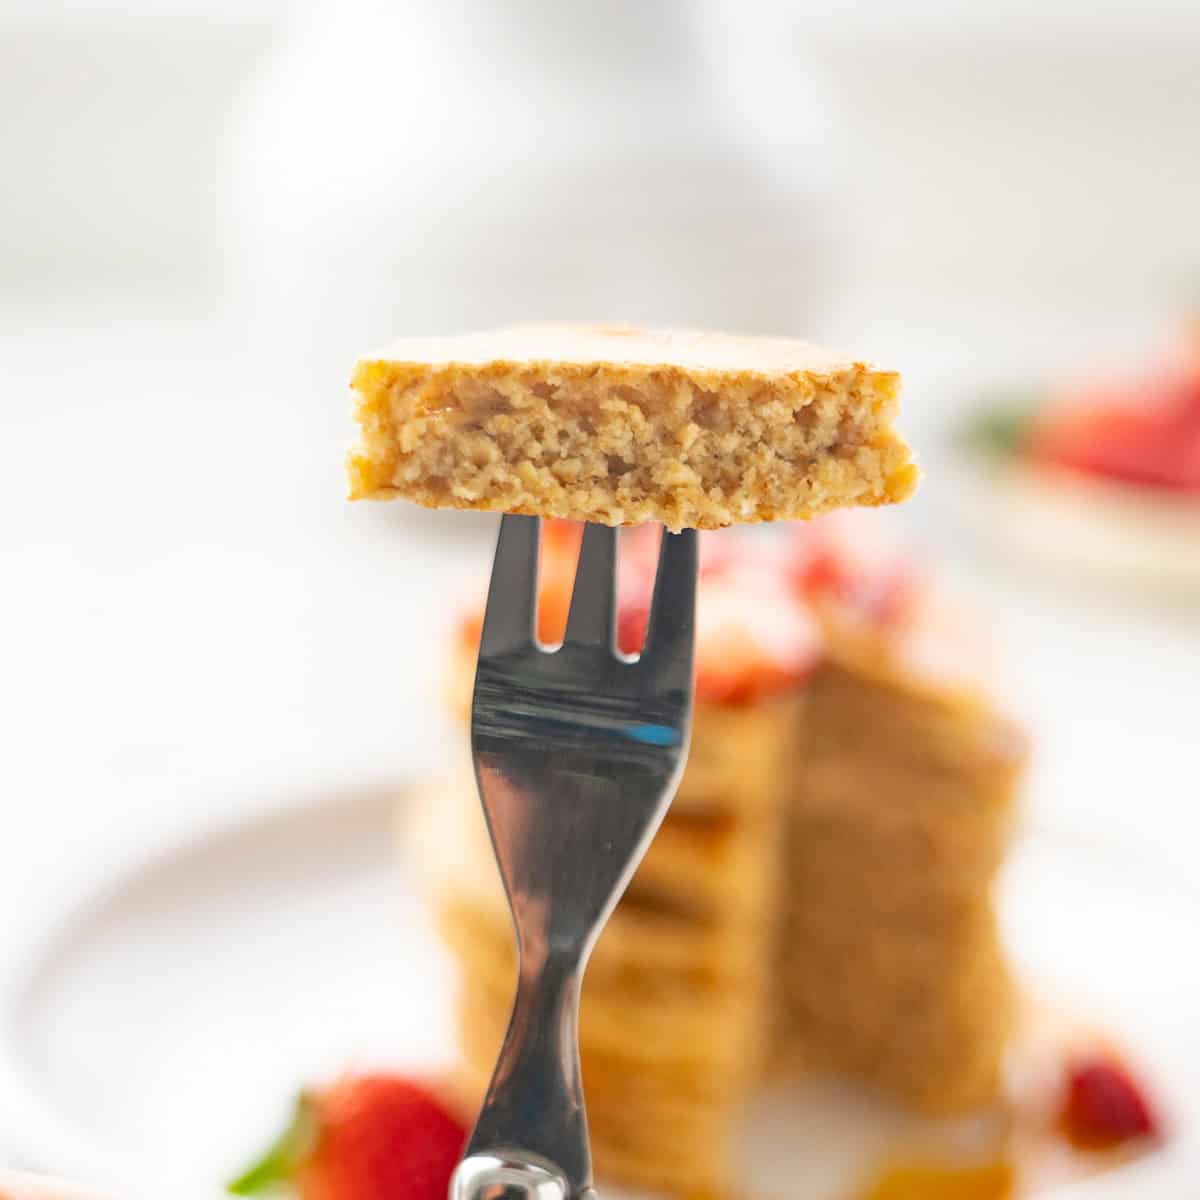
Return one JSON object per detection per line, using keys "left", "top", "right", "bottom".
{"left": 347, "top": 324, "right": 918, "bottom": 530}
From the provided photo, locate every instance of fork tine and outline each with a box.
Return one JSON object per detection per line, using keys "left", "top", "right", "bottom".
{"left": 642, "top": 528, "right": 698, "bottom": 685}
{"left": 563, "top": 523, "right": 617, "bottom": 648}
{"left": 479, "top": 514, "right": 541, "bottom": 657}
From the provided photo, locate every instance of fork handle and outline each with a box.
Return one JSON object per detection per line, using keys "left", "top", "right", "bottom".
{"left": 449, "top": 1150, "right": 589, "bottom": 1200}
{"left": 451, "top": 951, "right": 594, "bottom": 1200}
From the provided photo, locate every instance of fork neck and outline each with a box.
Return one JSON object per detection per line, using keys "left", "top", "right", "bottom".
{"left": 463, "top": 937, "right": 591, "bottom": 1194}
{"left": 511, "top": 941, "right": 585, "bottom": 1085}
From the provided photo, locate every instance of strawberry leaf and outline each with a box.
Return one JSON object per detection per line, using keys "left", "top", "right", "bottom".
{"left": 959, "top": 399, "right": 1039, "bottom": 458}
{"left": 228, "top": 1093, "right": 320, "bottom": 1195}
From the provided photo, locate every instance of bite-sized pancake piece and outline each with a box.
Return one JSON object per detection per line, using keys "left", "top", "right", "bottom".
{"left": 348, "top": 324, "right": 918, "bottom": 530}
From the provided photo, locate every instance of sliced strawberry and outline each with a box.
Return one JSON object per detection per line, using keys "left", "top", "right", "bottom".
{"left": 1059, "top": 1056, "right": 1161, "bottom": 1151}
{"left": 230, "top": 1074, "right": 467, "bottom": 1200}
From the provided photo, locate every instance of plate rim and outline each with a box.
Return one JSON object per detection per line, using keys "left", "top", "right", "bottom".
{"left": 0, "top": 770, "right": 409, "bottom": 1200}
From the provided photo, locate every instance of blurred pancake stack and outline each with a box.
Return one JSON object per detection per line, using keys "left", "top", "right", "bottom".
{"left": 414, "top": 516, "right": 1026, "bottom": 1198}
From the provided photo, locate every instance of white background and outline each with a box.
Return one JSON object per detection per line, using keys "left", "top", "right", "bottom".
{"left": 1, "top": 0, "right": 1198, "bottom": 1177}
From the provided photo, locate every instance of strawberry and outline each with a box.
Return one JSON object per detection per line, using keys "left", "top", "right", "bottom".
{"left": 229, "top": 1074, "right": 467, "bottom": 1200}
{"left": 786, "top": 514, "right": 916, "bottom": 626}
{"left": 616, "top": 599, "right": 651, "bottom": 656}
{"left": 1058, "top": 1056, "right": 1161, "bottom": 1150}
{"left": 1028, "top": 371, "right": 1200, "bottom": 493}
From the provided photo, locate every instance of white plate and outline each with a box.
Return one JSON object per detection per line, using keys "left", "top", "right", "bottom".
{"left": 950, "top": 453, "right": 1200, "bottom": 606}
{"left": 0, "top": 782, "right": 1196, "bottom": 1199}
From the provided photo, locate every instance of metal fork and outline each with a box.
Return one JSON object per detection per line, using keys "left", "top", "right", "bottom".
{"left": 449, "top": 515, "right": 697, "bottom": 1200}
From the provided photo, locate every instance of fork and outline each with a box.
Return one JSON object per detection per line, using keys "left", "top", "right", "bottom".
{"left": 449, "top": 515, "right": 697, "bottom": 1200}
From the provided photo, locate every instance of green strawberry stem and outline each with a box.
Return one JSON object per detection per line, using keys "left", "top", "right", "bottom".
{"left": 959, "top": 397, "right": 1039, "bottom": 458}
{"left": 228, "top": 1093, "right": 320, "bottom": 1196}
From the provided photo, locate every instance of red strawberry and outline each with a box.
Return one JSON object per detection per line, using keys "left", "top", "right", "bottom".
{"left": 229, "top": 1074, "right": 467, "bottom": 1200}
{"left": 1059, "top": 1056, "right": 1161, "bottom": 1151}
{"left": 1028, "top": 372, "right": 1200, "bottom": 493}
{"left": 785, "top": 514, "right": 916, "bottom": 626}
{"left": 616, "top": 599, "right": 651, "bottom": 656}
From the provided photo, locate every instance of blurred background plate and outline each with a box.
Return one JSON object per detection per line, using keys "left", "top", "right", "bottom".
{"left": 950, "top": 447, "right": 1200, "bottom": 606}
{"left": 0, "top": 781, "right": 1195, "bottom": 1200}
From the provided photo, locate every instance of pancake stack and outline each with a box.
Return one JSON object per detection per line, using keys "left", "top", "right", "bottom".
{"left": 416, "top": 518, "right": 1025, "bottom": 1199}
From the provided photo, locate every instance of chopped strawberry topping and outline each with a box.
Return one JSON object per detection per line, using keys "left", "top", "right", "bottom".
{"left": 1059, "top": 1056, "right": 1161, "bottom": 1150}
{"left": 786, "top": 513, "right": 916, "bottom": 624}
{"left": 616, "top": 600, "right": 650, "bottom": 656}
{"left": 689, "top": 566, "right": 821, "bottom": 702}
{"left": 616, "top": 545, "right": 820, "bottom": 699}
{"left": 460, "top": 518, "right": 922, "bottom": 703}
